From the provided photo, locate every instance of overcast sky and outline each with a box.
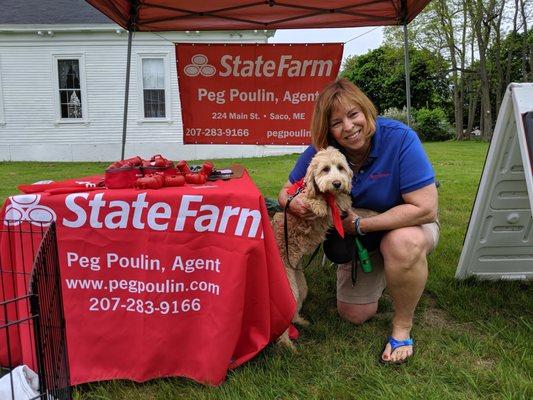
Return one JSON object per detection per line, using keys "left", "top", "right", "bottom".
{"left": 269, "top": 27, "right": 384, "bottom": 66}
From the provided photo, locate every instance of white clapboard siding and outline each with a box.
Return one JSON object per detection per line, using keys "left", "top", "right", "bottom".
{"left": 0, "top": 28, "right": 306, "bottom": 161}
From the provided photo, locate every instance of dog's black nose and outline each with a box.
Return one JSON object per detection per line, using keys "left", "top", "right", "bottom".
{"left": 332, "top": 181, "right": 341, "bottom": 189}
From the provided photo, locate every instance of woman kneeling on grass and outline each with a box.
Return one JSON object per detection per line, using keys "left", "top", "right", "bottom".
{"left": 277, "top": 78, "right": 439, "bottom": 364}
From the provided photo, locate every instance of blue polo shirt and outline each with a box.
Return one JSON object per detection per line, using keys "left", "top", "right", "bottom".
{"left": 288, "top": 117, "right": 435, "bottom": 212}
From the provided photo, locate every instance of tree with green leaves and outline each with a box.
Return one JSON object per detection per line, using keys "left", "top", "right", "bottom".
{"left": 382, "top": 0, "right": 532, "bottom": 141}
{"left": 340, "top": 45, "right": 451, "bottom": 116}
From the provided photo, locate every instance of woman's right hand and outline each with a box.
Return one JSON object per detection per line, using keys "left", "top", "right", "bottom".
{"left": 287, "top": 195, "right": 317, "bottom": 220}
{"left": 278, "top": 180, "right": 317, "bottom": 220}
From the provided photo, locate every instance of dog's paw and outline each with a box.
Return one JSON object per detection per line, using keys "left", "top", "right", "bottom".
{"left": 276, "top": 339, "right": 297, "bottom": 353}
{"left": 293, "top": 315, "right": 310, "bottom": 327}
{"left": 276, "top": 331, "right": 297, "bottom": 352}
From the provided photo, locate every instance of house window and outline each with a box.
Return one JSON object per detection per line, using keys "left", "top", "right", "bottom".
{"left": 142, "top": 58, "right": 166, "bottom": 118}
{"left": 58, "top": 59, "right": 82, "bottom": 119}
{"left": 52, "top": 54, "right": 88, "bottom": 124}
{"left": 0, "top": 58, "right": 5, "bottom": 125}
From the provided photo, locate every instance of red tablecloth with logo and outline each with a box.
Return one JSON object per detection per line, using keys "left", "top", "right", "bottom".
{"left": 0, "top": 172, "right": 295, "bottom": 385}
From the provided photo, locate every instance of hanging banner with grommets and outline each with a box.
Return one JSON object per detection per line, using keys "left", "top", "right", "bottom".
{"left": 176, "top": 43, "right": 343, "bottom": 145}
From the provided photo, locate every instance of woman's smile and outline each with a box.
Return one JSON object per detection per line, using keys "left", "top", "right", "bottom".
{"left": 343, "top": 128, "right": 362, "bottom": 142}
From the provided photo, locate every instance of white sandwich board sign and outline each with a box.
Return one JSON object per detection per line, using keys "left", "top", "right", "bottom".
{"left": 456, "top": 83, "right": 533, "bottom": 280}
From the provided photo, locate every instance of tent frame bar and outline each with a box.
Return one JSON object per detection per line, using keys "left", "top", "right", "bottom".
{"left": 403, "top": 23, "right": 411, "bottom": 126}
{"left": 121, "top": 29, "right": 133, "bottom": 160}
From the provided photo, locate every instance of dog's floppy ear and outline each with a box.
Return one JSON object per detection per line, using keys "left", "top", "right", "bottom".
{"left": 304, "top": 169, "right": 317, "bottom": 198}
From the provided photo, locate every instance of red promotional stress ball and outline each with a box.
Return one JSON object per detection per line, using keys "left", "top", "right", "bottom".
{"left": 199, "top": 161, "right": 214, "bottom": 176}
{"left": 108, "top": 155, "right": 143, "bottom": 169}
{"left": 152, "top": 154, "right": 168, "bottom": 167}
{"left": 141, "top": 154, "right": 173, "bottom": 169}
{"left": 177, "top": 160, "right": 212, "bottom": 184}
{"left": 132, "top": 159, "right": 215, "bottom": 188}
{"left": 135, "top": 173, "right": 165, "bottom": 189}
{"left": 164, "top": 175, "right": 186, "bottom": 187}
{"left": 185, "top": 173, "right": 207, "bottom": 184}
{"left": 176, "top": 160, "right": 192, "bottom": 175}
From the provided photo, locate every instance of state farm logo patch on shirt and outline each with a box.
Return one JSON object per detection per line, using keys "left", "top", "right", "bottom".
{"left": 369, "top": 172, "right": 391, "bottom": 180}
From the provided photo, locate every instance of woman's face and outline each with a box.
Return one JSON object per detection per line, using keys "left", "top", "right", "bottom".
{"left": 329, "top": 104, "right": 369, "bottom": 154}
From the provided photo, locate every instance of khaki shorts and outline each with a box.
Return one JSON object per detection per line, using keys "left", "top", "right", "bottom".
{"left": 336, "top": 222, "right": 440, "bottom": 304}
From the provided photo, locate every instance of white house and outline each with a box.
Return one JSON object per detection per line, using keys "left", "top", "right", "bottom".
{"left": 0, "top": 0, "right": 304, "bottom": 161}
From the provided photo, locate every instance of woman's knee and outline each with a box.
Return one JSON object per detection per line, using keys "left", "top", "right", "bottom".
{"left": 380, "top": 228, "right": 427, "bottom": 266}
{"left": 337, "top": 301, "right": 377, "bottom": 325}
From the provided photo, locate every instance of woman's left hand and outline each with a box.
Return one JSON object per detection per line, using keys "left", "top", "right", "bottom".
{"left": 342, "top": 210, "right": 358, "bottom": 235}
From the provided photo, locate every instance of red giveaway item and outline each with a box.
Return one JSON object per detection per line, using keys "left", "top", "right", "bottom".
{"left": 108, "top": 156, "right": 142, "bottom": 169}
{"left": 142, "top": 155, "right": 175, "bottom": 175}
{"left": 176, "top": 160, "right": 192, "bottom": 175}
{"left": 151, "top": 154, "right": 167, "bottom": 167}
{"left": 143, "top": 165, "right": 177, "bottom": 176}
{"left": 122, "top": 156, "right": 143, "bottom": 167}
{"left": 105, "top": 166, "right": 142, "bottom": 189}
{"left": 199, "top": 162, "right": 214, "bottom": 176}
{"left": 185, "top": 173, "right": 207, "bottom": 184}
{"left": 153, "top": 173, "right": 165, "bottom": 186}
{"left": 164, "top": 175, "right": 185, "bottom": 187}
{"left": 108, "top": 161, "right": 123, "bottom": 169}
{"left": 135, "top": 174, "right": 164, "bottom": 189}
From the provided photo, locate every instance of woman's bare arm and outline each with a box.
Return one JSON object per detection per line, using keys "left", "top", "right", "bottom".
{"left": 342, "top": 183, "right": 438, "bottom": 234}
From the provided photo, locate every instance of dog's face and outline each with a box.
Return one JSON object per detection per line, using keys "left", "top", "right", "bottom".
{"left": 305, "top": 146, "right": 353, "bottom": 197}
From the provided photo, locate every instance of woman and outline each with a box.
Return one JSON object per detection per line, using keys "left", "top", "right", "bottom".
{"left": 277, "top": 78, "right": 439, "bottom": 364}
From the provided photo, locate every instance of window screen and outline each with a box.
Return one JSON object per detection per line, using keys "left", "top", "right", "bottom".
{"left": 142, "top": 58, "right": 165, "bottom": 118}
{"left": 58, "top": 59, "right": 82, "bottom": 119}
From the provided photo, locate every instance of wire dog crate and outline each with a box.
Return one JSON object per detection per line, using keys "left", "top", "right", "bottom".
{"left": 0, "top": 220, "right": 71, "bottom": 399}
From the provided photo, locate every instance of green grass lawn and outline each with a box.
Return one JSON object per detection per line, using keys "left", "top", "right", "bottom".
{"left": 1, "top": 141, "right": 532, "bottom": 399}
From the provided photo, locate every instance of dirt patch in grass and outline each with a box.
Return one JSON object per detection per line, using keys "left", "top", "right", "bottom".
{"left": 421, "top": 294, "right": 478, "bottom": 334}
{"left": 423, "top": 307, "right": 450, "bottom": 329}
{"left": 474, "top": 358, "right": 495, "bottom": 368}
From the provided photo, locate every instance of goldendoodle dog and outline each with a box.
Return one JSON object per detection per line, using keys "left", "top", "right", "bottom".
{"left": 272, "top": 146, "right": 353, "bottom": 349}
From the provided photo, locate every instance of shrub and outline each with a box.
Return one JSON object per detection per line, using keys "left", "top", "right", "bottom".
{"left": 381, "top": 107, "right": 423, "bottom": 140}
{"left": 413, "top": 107, "right": 453, "bottom": 141}
{"left": 382, "top": 106, "right": 409, "bottom": 125}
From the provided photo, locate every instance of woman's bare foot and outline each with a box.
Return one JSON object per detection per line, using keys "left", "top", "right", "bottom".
{"left": 380, "top": 325, "right": 413, "bottom": 364}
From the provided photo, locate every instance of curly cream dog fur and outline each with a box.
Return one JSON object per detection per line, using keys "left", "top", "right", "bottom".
{"left": 272, "top": 147, "right": 353, "bottom": 349}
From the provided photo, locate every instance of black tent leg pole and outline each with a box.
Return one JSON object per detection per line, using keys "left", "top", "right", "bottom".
{"left": 121, "top": 30, "right": 133, "bottom": 160}
{"left": 403, "top": 23, "right": 411, "bottom": 127}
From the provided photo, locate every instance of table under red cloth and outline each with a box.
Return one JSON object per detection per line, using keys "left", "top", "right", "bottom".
{"left": 0, "top": 171, "right": 295, "bottom": 385}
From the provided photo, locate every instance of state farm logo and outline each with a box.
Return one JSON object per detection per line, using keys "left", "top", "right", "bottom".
{"left": 4, "top": 194, "right": 56, "bottom": 227}
{"left": 183, "top": 53, "right": 334, "bottom": 78}
{"left": 183, "top": 54, "right": 216, "bottom": 77}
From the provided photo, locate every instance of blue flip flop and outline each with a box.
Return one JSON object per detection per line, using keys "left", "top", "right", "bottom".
{"left": 379, "top": 336, "right": 414, "bottom": 365}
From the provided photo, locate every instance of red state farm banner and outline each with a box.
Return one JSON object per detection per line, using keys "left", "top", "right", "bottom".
{"left": 0, "top": 173, "right": 295, "bottom": 386}
{"left": 176, "top": 43, "right": 343, "bottom": 145}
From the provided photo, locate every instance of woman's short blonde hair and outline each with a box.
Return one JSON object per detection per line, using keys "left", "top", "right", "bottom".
{"left": 311, "top": 78, "right": 378, "bottom": 150}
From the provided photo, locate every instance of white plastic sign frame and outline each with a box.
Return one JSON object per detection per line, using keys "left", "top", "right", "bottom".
{"left": 456, "top": 83, "right": 533, "bottom": 280}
